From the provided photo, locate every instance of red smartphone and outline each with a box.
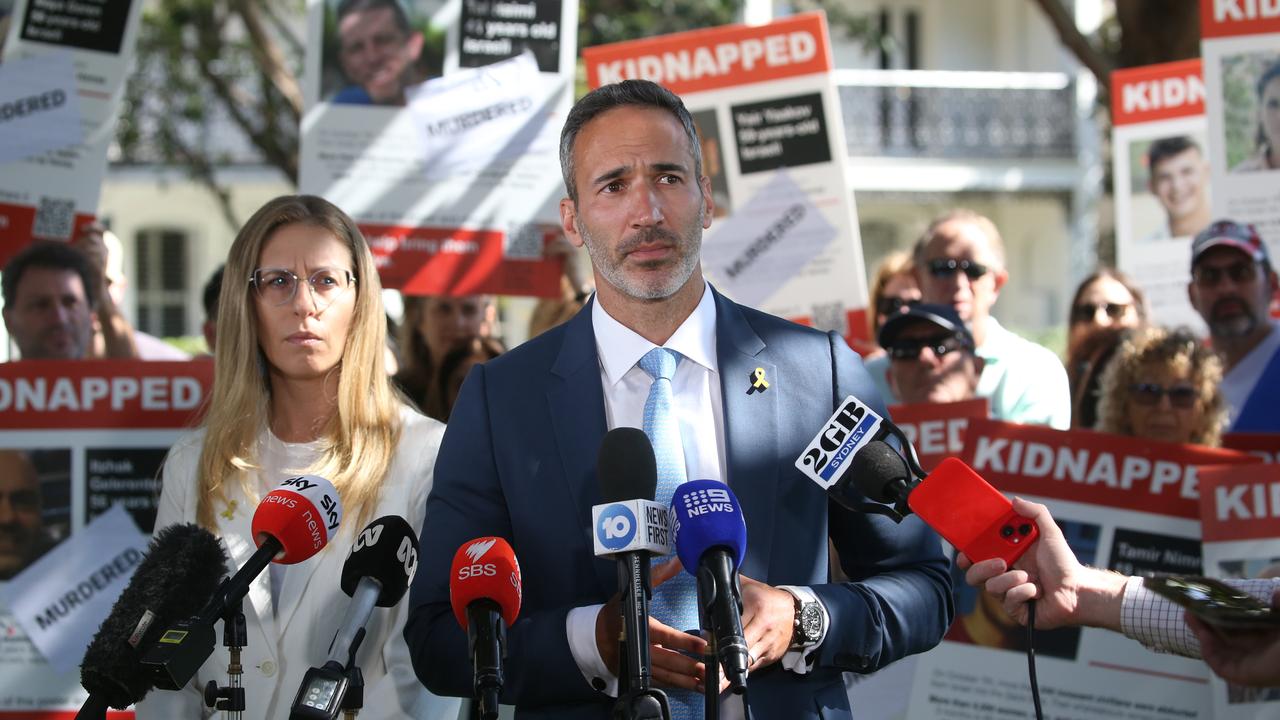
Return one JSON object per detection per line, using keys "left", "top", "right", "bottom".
{"left": 907, "top": 457, "right": 1039, "bottom": 566}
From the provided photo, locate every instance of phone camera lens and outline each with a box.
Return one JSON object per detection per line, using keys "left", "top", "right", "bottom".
{"left": 1000, "top": 526, "right": 1014, "bottom": 538}
{"left": 1018, "top": 524, "right": 1032, "bottom": 536}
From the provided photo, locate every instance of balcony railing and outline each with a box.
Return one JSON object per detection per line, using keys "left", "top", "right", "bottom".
{"left": 835, "top": 69, "right": 1077, "bottom": 161}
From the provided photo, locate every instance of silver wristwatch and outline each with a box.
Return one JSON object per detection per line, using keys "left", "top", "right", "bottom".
{"left": 790, "top": 592, "right": 823, "bottom": 649}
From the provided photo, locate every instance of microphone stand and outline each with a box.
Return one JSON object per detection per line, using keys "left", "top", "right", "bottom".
{"left": 203, "top": 598, "right": 247, "bottom": 720}
{"left": 612, "top": 555, "right": 670, "bottom": 720}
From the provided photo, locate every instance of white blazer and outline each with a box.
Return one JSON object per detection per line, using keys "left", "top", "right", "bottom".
{"left": 135, "top": 407, "right": 461, "bottom": 720}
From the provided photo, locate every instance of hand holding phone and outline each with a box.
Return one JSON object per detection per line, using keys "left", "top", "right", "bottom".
{"left": 908, "top": 457, "right": 1039, "bottom": 567}
{"left": 1143, "top": 575, "right": 1280, "bottom": 630}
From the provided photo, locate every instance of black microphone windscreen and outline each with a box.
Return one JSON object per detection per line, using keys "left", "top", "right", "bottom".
{"left": 847, "top": 440, "right": 912, "bottom": 504}
{"left": 81, "top": 523, "right": 228, "bottom": 708}
{"left": 597, "top": 427, "right": 657, "bottom": 503}
{"left": 341, "top": 515, "right": 419, "bottom": 607}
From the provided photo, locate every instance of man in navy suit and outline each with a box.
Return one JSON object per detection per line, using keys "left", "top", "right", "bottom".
{"left": 405, "top": 79, "right": 952, "bottom": 718}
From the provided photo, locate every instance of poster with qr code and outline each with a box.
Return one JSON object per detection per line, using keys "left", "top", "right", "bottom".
{"left": 298, "top": 0, "right": 577, "bottom": 298}
{"left": 583, "top": 13, "right": 873, "bottom": 348}
{"left": 0, "top": 0, "right": 144, "bottom": 267}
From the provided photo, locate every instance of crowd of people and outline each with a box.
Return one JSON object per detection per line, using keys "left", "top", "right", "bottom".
{"left": 2, "top": 76, "right": 1280, "bottom": 718}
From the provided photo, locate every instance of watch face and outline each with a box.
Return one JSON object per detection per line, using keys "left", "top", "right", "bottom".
{"left": 799, "top": 603, "right": 822, "bottom": 641}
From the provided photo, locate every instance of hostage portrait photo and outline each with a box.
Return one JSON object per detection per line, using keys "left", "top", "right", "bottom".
{"left": 1126, "top": 131, "right": 1213, "bottom": 243}
{"left": 1222, "top": 50, "right": 1280, "bottom": 174}
{"left": 0, "top": 448, "right": 71, "bottom": 583}
{"left": 319, "top": 0, "right": 446, "bottom": 107}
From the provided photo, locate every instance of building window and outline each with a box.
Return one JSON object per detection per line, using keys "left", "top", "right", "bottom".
{"left": 135, "top": 228, "right": 188, "bottom": 337}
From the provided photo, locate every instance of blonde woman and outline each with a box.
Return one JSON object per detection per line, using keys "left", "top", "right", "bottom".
{"left": 1097, "top": 326, "right": 1226, "bottom": 446}
{"left": 866, "top": 250, "right": 922, "bottom": 356}
{"left": 137, "top": 196, "right": 459, "bottom": 720}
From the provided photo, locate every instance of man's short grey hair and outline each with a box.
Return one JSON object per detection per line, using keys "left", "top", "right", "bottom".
{"left": 558, "top": 79, "right": 702, "bottom": 203}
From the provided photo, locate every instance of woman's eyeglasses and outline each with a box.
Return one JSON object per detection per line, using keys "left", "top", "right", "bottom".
{"left": 1070, "top": 302, "right": 1131, "bottom": 324}
{"left": 926, "top": 258, "right": 989, "bottom": 280}
{"left": 1129, "top": 382, "right": 1197, "bottom": 409}
{"left": 876, "top": 297, "right": 919, "bottom": 315}
{"left": 250, "top": 267, "right": 356, "bottom": 310}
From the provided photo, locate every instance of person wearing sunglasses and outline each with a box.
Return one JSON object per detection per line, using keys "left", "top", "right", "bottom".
{"left": 1095, "top": 326, "right": 1226, "bottom": 446}
{"left": 879, "top": 303, "right": 983, "bottom": 405}
{"left": 864, "top": 210, "right": 1070, "bottom": 430}
{"left": 138, "top": 195, "right": 460, "bottom": 720}
{"left": 1066, "top": 269, "right": 1146, "bottom": 361}
{"left": 1186, "top": 220, "right": 1280, "bottom": 432}
{"left": 865, "top": 251, "right": 922, "bottom": 358}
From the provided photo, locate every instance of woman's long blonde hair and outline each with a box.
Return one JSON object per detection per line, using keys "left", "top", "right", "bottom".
{"left": 195, "top": 195, "right": 402, "bottom": 531}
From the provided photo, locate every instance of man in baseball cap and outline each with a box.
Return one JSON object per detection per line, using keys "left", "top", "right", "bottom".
{"left": 879, "top": 303, "right": 984, "bottom": 405}
{"left": 1187, "top": 219, "right": 1280, "bottom": 430}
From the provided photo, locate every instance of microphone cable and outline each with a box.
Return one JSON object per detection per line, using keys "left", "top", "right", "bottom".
{"left": 1026, "top": 599, "right": 1043, "bottom": 720}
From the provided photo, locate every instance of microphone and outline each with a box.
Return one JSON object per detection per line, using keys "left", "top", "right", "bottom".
{"left": 142, "top": 475, "right": 343, "bottom": 691}
{"left": 449, "top": 536, "right": 522, "bottom": 720}
{"left": 670, "top": 479, "right": 749, "bottom": 694}
{"left": 592, "top": 426, "right": 670, "bottom": 719}
{"left": 795, "top": 396, "right": 1038, "bottom": 565}
{"left": 289, "top": 515, "right": 419, "bottom": 720}
{"left": 75, "top": 524, "right": 228, "bottom": 720}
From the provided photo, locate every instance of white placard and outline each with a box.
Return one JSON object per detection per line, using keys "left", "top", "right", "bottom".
{"left": 1, "top": 504, "right": 147, "bottom": 674}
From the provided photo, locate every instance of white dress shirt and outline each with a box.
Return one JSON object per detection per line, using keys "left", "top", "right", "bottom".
{"left": 564, "top": 283, "right": 828, "bottom": 712}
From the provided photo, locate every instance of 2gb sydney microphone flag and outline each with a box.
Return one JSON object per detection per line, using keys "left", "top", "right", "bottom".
{"left": 795, "top": 395, "right": 886, "bottom": 488}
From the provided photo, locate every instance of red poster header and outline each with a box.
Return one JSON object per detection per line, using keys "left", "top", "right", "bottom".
{"left": 1198, "top": 464, "right": 1280, "bottom": 541}
{"left": 1223, "top": 432, "right": 1280, "bottom": 463}
{"left": 958, "top": 419, "right": 1258, "bottom": 519}
{"left": 888, "top": 398, "right": 989, "bottom": 472}
{"left": 1110, "top": 59, "right": 1205, "bottom": 126}
{"left": 1201, "top": 0, "right": 1280, "bottom": 39}
{"left": 363, "top": 224, "right": 562, "bottom": 298}
{"left": 584, "top": 12, "right": 832, "bottom": 95}
{"left": 0, "top": 360, "right": 212, "bottom": 429}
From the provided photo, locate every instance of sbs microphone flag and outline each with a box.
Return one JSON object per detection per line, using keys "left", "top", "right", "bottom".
{"left": 449, "top": 537, "right": 521, "bottom": 720}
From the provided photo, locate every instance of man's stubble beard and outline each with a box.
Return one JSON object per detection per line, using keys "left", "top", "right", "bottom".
{"left": 578, "top": 205, "right": 705, "bottom": 302}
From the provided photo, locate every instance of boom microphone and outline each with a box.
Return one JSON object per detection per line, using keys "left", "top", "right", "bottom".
{"left": 449, "top": 536, "right": 521, "bottom": 720}
{"left": 290, "top": 515, "right": 419, "bottom": 719}
{"left": 75, "top": 524, "right": 228, "bottom": 719}
{"left": 671, "top": 479, "right": 749, "bottom": 694}
{"left": 142, "top": 475, "right": 343, "bottom": 690}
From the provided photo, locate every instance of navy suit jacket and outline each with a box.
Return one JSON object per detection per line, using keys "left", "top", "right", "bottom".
{"left": 405, "top": 287, "right": 952, "bottom": 719}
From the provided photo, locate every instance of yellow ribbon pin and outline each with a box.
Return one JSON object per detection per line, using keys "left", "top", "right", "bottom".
{"left": 747, "top": 367, "right": 770, "bottom": 394}
{"left": 220, "top": 500, "right": 238, "bottom": 521}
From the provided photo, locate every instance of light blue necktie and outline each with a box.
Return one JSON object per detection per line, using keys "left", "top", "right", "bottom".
{"left": 638, "top": 347, "right": 701, "bottom": 720}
